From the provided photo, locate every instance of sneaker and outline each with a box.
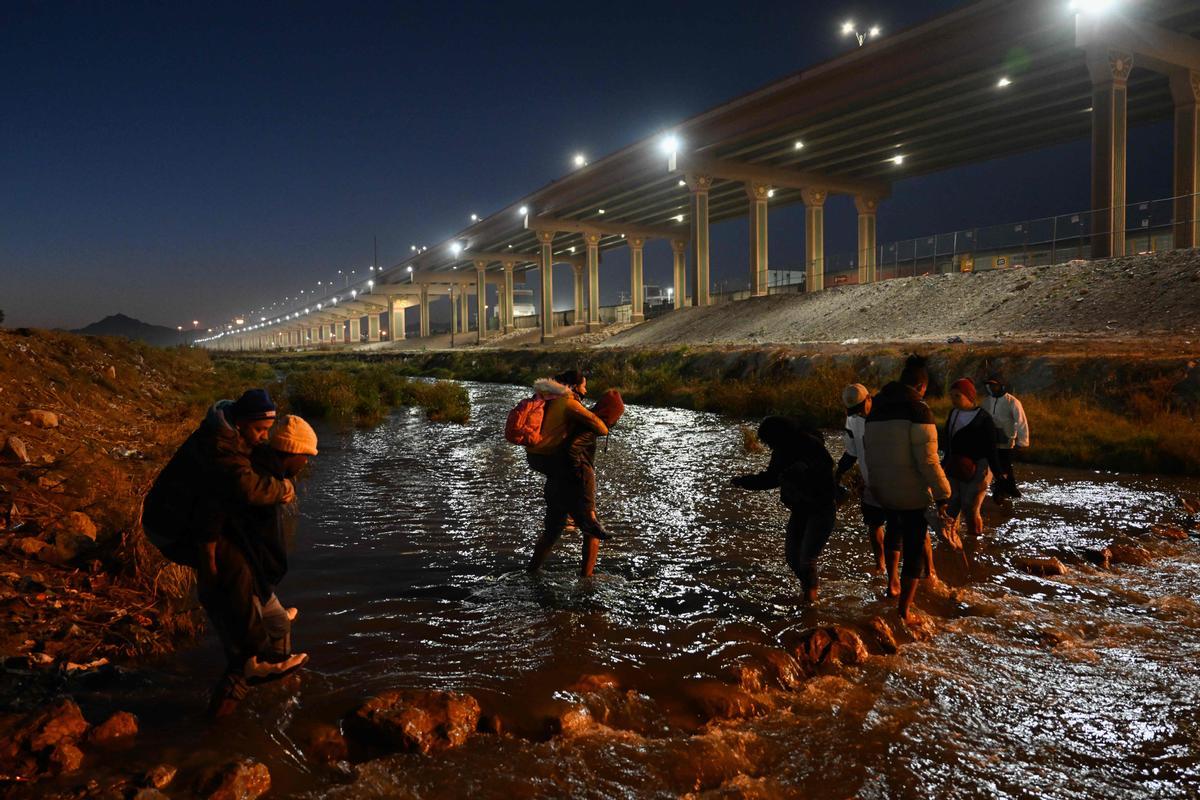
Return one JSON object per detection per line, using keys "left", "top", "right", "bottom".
{"left": 244, "top": 652, "right": 309, "bottom": 683}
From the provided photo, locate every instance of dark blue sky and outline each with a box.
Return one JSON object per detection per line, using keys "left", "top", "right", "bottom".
{"left": 1, "top": 1, "right": 1173, "bottom": 330}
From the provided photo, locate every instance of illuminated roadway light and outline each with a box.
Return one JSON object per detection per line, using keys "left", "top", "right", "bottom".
{"left": 869, "top": 25, "right": 881, "bottom": 37}
{"left": 407, "top": 266, "right": 413, "bottom": 272}
{"left": 367, "top": 279, "right": 374, "bottom": 288}
{"left": 997, "top": 76, "right": 1012, "bottom": 88}
{"left": 794, "top": 140, "right": 804, "bottom": 150}
{"left": 450, "top": 242, "right": 463, "bottom": 256}
{"left": 519, "top": 205, "right": 528, "bottom": 215}
{"left": 768, "top": 189, "right": 776, "bottom": 198}
{"left": 674, "top": 214, "right": 684, "bottom": 222}
{"left": 892, "top": 154, "right": 905, "bottom": 165}
{"left": 470, "top": 213, "right": 479, "bottom": 222}
{"left": 350, "top": 289, "right": 357, "bottom": 298}
{"left": 1069, "top": 0, "right": 1117, "bottom": 13}
{"left": 842, "top": 20, "right": 854, "bottom": 35}
{"left": 598, "top": 209, "right": 606, "bottom": 215}
{"left": 659, "top": 134, "right": 680, "bottom": 155}
{"left": 678, "top": 179, "right": 686, "bottom": 186}
{"left": 411, "top": 245, "right": 417, "bottom": 252}
{"left": 573, "top": 153, "right": 587, "bottom": 168}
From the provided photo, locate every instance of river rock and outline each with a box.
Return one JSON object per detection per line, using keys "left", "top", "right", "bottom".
{"left": 15, "top": 536, "right": 50, "bottom": 559}
{"left": 142, "top": 763, "right": 177, "bottom": 789}
{"left": 1081, "top": 547, "right": 1112, "bottom": 570}
{"left": 199, "top": 758, "right": 271, "bottom": 800}
{"left": 25, "top": 410, "right": 58, "bottom": 429}
{"left": 90, "top": 711, "right": 137, "bottom": 746}
{"left": 722, "top": 658, "right": 765, "bottom": 693}
{"left": 1110, "top": 543, "right": 1153, "bottom": 566}
{"left": 54, "top": 512, "right": 98, "bottom": 562}
{"left": 23, "top": 698, "right": 90, "bottom": 752}
{"left": 1015, "top": 556, "right": 1069, "bottom": 576}
{"left": 551, "top": 704, "right": 596, "bottom": 737}
{"left": 1151, "top": 524, "right": 1189, "bottom": 540}
{"left": 132, "top": 789, "right": 170, "bottom": 800}
{"left": 683, "top": 680, "right": 764, "bottom": 722}
{"left": 48, "top": 742, "right": 84, "bottom": 774}
{"left": 867, "top": 616, "right": 900, "bottom": 655}
{"left": 347, "top": 689, "right": 481, "bottom": 754}
{"left": 760, "top": 648, "right": 804, "bottom": 690}
{"left": 567, "top": 672, "right": 620, "bottom": 693}
{"left": 305, "top": 724, "right": 348, "bottom": 763}
{"left": 3, "top": 435, "right": 29, "bottom": 464}
{"left": 790, "top": 625, "right": 870, "bottom": 674}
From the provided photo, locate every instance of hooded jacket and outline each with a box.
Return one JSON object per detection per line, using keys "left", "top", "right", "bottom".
{"left": 526, "top": 379, "right": 608, "bottom": 456}
{"left": 981, "top": 390, "right": 1030, "bottom": 449}
{"left": 863, "top": 382, "right": 951, "bottom": 511}
{"left": 143, "top": 401, "right": 292, "bottom": 564}
{"left": 222, "top": 446, "right": 297, "bottom": 601}
{"left": 733, "top": 416, "right": 836, "bottom": 511}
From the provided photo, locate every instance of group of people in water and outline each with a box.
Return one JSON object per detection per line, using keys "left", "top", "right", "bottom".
{"left": 142, "top": 354, "right": 1028, "bottom": 714}
{"left": 522, "top": 356, "right": 1028, "bottom": 625}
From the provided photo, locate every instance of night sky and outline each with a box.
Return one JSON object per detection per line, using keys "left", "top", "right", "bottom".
{"left": 1, "top": 1, "right": 1173, "bottom": 331}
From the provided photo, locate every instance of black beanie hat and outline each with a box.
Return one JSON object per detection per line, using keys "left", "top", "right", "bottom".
{"left": 554, "top": 369, "right": 585, "bottom": 388}
{"left": 231, "top": 388, "right": 277, "bottom": 421}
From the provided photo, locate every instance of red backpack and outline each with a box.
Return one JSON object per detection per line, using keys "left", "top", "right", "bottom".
{"left": 505, "top": 394, "right": 546, "bottom": 447}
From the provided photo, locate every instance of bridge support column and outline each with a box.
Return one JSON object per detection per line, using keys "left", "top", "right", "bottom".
{"left": 572, "top": 264, "right": 584, "bottom": 326}
{"left": 419, "top": 286, "right": 430, "bottom": 338}
{"left": 502, "top": 262, "right": 516, "bottom": 333}
{"left": 1088, "top": 49, "right": 1132, "bottom": 259}
{"left": 367, "top": 313, "right": 380, "bottom": 343}
{"left": 537, "top": 231, "right": 556, "bottom": 343}
{"left": 801, "top": 188, "right": 827, "bottom": 292}
{"left": 390, "top": 298, "right": 406, "bottom": 341}
{"left": 747, "top": 183, "right": 769, "bottom": 296}
{"left": 584, "top": 231, "right": 601, "bottom": 332}
{"left": 449, "top": 286, "right": 459, "bottom": 345}
{"left": 671, "top": 239, "right": 687, "bottom": 309}
{"left": 348, "top": 317, "right": 361, "bottom": 344}
{"left": 1173, "top": 69, "right": 1200, "bottom": 249}
{"left": 310, "top": 326, "right": 319, "bottom": 346}
{"left": 686, "top": 174, "right": 713, "bottom": 306}
{"left": 629, "top": 237, "right": 645, "bottom": 322}
{"left": 856, "top": 195, "right": 879, "bottom": 284}
{"left": 475, "top": 261, "right": 488, "bottom": 343}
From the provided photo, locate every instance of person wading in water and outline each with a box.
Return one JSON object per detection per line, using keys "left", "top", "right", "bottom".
{"left": 524, "top": 370, "right": 611, "bottom": 575}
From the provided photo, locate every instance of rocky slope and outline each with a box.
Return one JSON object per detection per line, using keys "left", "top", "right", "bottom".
{"left": 601, "top": 250, "right": 1200, "bottom": 348}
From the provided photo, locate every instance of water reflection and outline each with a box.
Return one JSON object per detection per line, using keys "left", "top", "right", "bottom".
{"left": 73, "top": 381, "right": 1200, "bottom": 797}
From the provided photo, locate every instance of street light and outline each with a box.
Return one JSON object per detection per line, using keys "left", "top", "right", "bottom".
{"left": 573, "top": 153, "right": 587, "bottom": 168}
{"left": 841, "top": 20, "right": 881, "bottom": 46}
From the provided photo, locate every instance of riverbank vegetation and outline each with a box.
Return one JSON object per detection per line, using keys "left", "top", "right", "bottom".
{"left": 274, "top": 362, "right": 469, "bottom": 426}
{"left": 225, "top": 345, "right": 1200, "bottom": 476}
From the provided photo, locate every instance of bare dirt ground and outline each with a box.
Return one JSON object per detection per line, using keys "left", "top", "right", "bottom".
{"left": 597, "top": 250, "right": 1200, "bottom": 354}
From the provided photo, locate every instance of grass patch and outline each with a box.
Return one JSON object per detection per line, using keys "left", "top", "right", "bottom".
{"left": 282, "top": 363, "right": 469, "bottom": 426}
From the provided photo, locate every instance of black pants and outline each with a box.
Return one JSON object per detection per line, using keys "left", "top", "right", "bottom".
{"left": 995, "top": 448, "right": 1020, "bottom": 496}
{"left": 784, "top": 504, "right": 837, "bottom": 593}
{"left": 528, "top": 451, "right": 602, "bottom": 543}
{"left": 884, "top": 508, "right": 931, "bottom": 580}
{"left": 196, "top": 538, "right": 290, "bottom": 701}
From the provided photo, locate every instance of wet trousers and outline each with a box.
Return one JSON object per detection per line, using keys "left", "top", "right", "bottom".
{"left": 784, "top": 504, "right": 837, "bottom": 593}
{"left": 196, "top": 538, "right": 291, "bottom": 701}
{"left": 884, "top": 508, "right": 931, "bottom": 580}
{"left": 994, "top": 448, "right": 1020, "bottom": 497}
{"left": 528, "top": 452, "right": 603, "bottom": 543}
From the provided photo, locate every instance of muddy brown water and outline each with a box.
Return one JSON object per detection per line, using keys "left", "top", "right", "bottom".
{"left": 57, "top": 382, "right": 1200, "bottom": 798}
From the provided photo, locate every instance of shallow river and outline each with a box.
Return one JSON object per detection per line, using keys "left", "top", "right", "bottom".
{"left": 92, "top": 382, "right": 1200, "bottom": 797}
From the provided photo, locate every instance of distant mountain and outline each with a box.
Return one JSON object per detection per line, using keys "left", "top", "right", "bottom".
{"left": 71, "top": 314, "right": 188, "bottom": 347}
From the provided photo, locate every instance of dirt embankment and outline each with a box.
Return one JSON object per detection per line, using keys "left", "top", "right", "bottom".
{"left": 0, "top": 330, "right": 227, "bottom": 677}
{"left": 601, "top": 250, "right": 1200, "bottom": 349}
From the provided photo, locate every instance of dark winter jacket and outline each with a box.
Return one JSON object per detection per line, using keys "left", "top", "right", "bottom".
{"left": 142, "top": 401, "right": 292, "bottom": 565}
{"left": 942, "top": 407, "right": 1001, "bottom": 480}
{"left": 733, "top": 416, "right": 836, "bottom": 511}
{"left": 863, "top": 382, "right": 951, "bottom": 510}
{"left": 222, "top": 446, "right": 297, "bottom": 601}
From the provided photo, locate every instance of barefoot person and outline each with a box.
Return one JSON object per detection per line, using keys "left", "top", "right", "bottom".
{"left": 205, "top": 414, "right": 319, "bottom": 716}
{"left": 732, "top": 416, "right": 837, "bottom": 604}
{"left": 942, "top": 378, "right": 1001, "bottom": 537}
{"left": 524, "top": 370, "right": 610, "bottom": 574}
{"left": 864, "top": 357, "right": 951, "bottom": 624}
{"left": 835, "top": 383, "right": 887, "bottom": 575}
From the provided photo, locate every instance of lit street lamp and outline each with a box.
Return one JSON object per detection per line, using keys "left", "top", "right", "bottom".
{"left": 841, "top": 20, "right": 881, "bottom": 46}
